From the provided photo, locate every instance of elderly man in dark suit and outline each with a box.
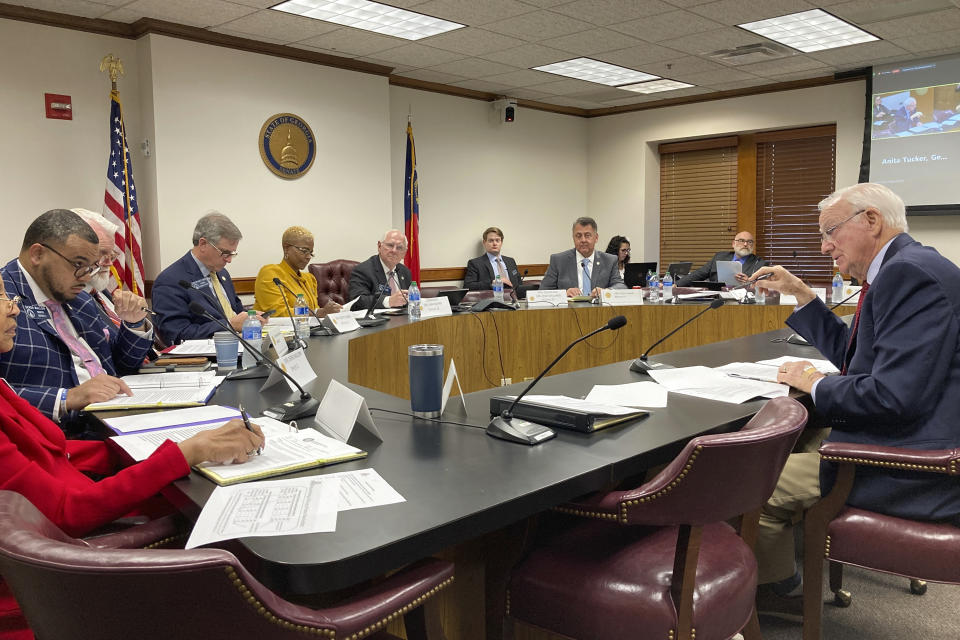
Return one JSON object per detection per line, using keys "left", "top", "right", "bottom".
{"left": 677, "top": 231, "right": 767, "bottom": 286}
{"left": 540, "top": 217, "right": 625, "bottom": 297}
{"left": 348, "top": 229, "right": 412, "bottom": 310}
{"left": 152, "top": 212, "right": 266, "bottom": 344}
{"left": 748, "top": 183, "right": 960, "bottom": 612}
{"left": 464, "top": 226, "right": 521, "bottom": 291}
{"left": 0, "top": 209, "right": 153, "bottom": 430}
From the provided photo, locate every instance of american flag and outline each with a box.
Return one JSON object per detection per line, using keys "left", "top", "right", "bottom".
{"left": 101, "top": 90, "right": 144, "bottom": 294}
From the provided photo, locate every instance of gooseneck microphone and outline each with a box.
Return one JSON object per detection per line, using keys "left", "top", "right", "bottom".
{"left": 511, "top": 268, "right": 529, "bottom": 303}
{"left": 487, "top": 315, "right": 628, "bottom": 444}
{"left": 272, "top": 277, "right": 307, "bottom": 349}
{"left": 792, "top": 250, "right": 807, "bottom": 285}
{"left": 630, "top": 299, "right": 724, "bottom": 373}
{"left": 188, "top": 302, "right": 319, "bottom": 420}
{"left": 358, "top": 286, "right": 389, "bottom": 328}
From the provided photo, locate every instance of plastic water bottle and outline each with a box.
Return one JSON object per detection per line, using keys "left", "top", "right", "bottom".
{"left": 832, "top": 272, "right": 844, "bottom": 303}
{"left": 240, "top": 310, "right": 262, "bottom": 368}
{"left": 648, "top": 272, "right": 660, "bottom": 303}
{"left": 662, "top": 271, "right": 673, "bottom": 302}
{"left": 493, "top": 272, "right": 504, "bottom": 302}
{"left": 294, "top": 294, "right": 311, "bottom": 341}
{"left": 407, "top": 281, "right": 421, "bottom": 321}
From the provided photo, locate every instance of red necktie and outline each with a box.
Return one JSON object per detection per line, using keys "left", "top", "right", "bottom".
{"left": 840, "top": 282, "right": 869, "bottom": 375}
{"left": 92, "top": 290, "right": 122, "bottom": 327}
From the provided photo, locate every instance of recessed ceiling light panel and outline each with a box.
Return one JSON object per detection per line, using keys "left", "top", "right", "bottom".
{"left": 533, "top": 57, "right": 659, "bottom": 86}
{"left": 621, "top": 79, "right": 695, "bottom": 94}
{"left": 739, "top": 9, "right": 878, "bottom": 53}
{"left": 273, "top": 0, "right": 464, "bottom": 40}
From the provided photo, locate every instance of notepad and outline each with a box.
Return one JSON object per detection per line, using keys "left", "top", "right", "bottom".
{"left": 85, "top": 372, "right": 224, "bottom": 411}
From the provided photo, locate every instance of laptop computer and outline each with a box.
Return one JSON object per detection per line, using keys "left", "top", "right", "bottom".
{"left": 438, "top": 288, "right": 473, "bottom": 312}
{"left": 666, "top": 262, "right": 692, "bottom": 280}
{"left": 624, "top": 261, "right": 657, "bottom": 288}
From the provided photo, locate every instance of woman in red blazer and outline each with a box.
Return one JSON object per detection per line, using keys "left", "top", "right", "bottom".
{"left": 0, "top": 279, "right": 264, "bottom": 638}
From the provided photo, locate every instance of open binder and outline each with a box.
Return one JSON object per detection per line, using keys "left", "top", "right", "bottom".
{"left": 489, "top": 396, "right": 647, "bottom": 433}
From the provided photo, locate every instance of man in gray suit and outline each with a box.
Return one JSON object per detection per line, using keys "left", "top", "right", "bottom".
{"left": 540, "top": 217, "right": 626, "bottom": 297}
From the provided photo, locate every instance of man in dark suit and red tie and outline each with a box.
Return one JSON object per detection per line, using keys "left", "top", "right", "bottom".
{"left": 348, "top": 229, "right": 412, "bottom": 311}
{"left": 746, "top": 183, "right": 960, "bottom": 613}
{"left": 464, "top": 226, "right": 521, "bottom": 291}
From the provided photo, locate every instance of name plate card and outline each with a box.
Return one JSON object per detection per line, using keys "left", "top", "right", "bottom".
{"left": 419, "top": 296, "right": 452, "bottom": 319}
{"left": 526, "top": 289, "right": 567, "bottom": 307}
{"left": 324, "top": 311, "right": 361, "bottom": 334}
{"left": 601, "top": 289, "right": 645, "bottom": 306}
{"left": 260, "top": 347, "right": 317, "bottom": 393}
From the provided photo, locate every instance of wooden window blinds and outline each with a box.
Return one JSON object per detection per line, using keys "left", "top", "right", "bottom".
{"left": 659, "top": 140, "right": 739, "bottom": 273}
{"left": 756, "top": 127, "right": 837, "bottom": 285}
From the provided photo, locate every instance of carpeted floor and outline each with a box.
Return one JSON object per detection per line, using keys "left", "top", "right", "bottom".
{"left": 759, "top": 565, "right": 960, "bottom": 639}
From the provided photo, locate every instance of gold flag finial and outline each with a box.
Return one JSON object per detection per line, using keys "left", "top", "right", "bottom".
{"left": 99, "top": 54, "right": 124, "bottom": 87}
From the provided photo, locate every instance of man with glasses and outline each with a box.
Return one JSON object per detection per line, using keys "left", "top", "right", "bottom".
{"left": 677, "top": 231, "right": 767, "bottom": 286}
{"left": 540, "top": 217, "right": 625, "bottom": 297}
{"left": 253, "top": 226, "right": 341, "bottom": 317}
{"left": 348, "top": 229, "right": 412, "bottom": 310}
{"left": 747, "top": 183, "right": 960, "bottom": 615}
{"left": 0, "top": 209, "right": 154, "bottom": 431}
{"left": 152, "top": 212, "right": 265, "bottom": 344}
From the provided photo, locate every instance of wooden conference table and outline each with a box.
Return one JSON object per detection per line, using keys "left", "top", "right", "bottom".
{"left": 168, "top": 300, "right": 845, "bottom": 639}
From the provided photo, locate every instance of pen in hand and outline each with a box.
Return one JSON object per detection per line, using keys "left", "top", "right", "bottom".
{"left": 731, "top": 272, "right": 773, "bottom": 290}
{"left": 238, "top": 403, "right": 262, "bottom": 456}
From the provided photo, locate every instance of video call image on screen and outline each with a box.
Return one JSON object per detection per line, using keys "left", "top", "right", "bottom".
{"left": 870, "top": 53, "right": 960, "bottom": 211}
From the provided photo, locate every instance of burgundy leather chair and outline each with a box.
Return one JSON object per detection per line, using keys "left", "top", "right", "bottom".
{"left": 307, "top": 259, "right": 359, "bottom": 307}
{"left": 507, "top": 396, "right": 808, "bottom": 640}
{"left": 801, "top": 442, "right": 960, "bottom": 640}
{"left": 0, "top": 491, "right": 454, "bottom": 640}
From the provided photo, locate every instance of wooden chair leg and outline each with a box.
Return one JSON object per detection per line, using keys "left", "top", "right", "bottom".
{"left": 670, "top": 524, "right": 703, "bottom": 640}
{"left": 405, "top": 596, "right": 446, "bottom": 640}
{"left": 828, "top": 561, "right": 843, "bottom": 593}
{"left": 741, "top": 606, "right": 762, "bottom": 640}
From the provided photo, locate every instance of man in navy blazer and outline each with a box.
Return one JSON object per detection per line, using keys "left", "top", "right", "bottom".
{"left": 464, "top": 226, "right": 521, "bottom": 291}
{"left": 540, "top": 217, "right": 625, "bottom": 296}
{"left": 152, "top": 212, "right": 265, "bottom": 344}
{"left": 0, "top": 210, "right": 153, "bottom": 429}
{"left": 748, "top": 183, "right": 960, "bottom": 607}
{"left": 347, "top": 229, "right": 412, "bottom": 311}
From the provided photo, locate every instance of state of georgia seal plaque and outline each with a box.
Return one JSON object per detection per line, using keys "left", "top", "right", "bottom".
{"left": 259, "top": 113, "right": 316, "bottom": 179}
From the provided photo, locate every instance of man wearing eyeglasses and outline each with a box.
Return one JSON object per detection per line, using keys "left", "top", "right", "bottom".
{"left": 0, "top": 209, "right": 154, "bottom": 430}
{"left": 676, "top": 231, "right": 767, "bottom": 286}
{"left": 348, "top": 229, "right": 412, "bottom": 310}
{"left": 253, "top": 226, "right": 342, "bottom": 317}
{"left": 152, "top": 212, "right": 265, "bottom": 344}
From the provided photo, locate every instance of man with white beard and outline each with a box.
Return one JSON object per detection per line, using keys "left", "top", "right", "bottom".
{"left": 677, "top": 231, "right": 768, "bottom": 286}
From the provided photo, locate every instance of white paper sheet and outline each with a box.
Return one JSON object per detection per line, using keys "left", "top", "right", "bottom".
{"left": 648, "top": 366, "right": 788, "bottom": 404}
{"left": 584, "top": 381, "right": 668, "bottom": 408}
{"left": 104, "top": 404, "right": 241, "bottom": 434}
{"left": 756, "top": 356, "right": 840, "bottom": 374}
{"left": 121, "top": 371, "right": 220, "bottom": 388}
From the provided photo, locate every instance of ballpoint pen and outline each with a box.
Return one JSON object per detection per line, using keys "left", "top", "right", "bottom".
{"left": 238, "top": 403, "right": 261, "bottom": 455}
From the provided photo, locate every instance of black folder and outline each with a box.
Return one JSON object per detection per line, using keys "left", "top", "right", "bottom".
{"left": 489, "top": 396, "right": 648, "bottom": 433}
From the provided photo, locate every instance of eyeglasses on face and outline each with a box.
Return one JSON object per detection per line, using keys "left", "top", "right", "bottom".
{"left": 733, "top": 238, "right": 755, "bottom": 246}
{"left": 382, "top": 242, "right": 407, "bottom": 252}
{"left": 0, "top": 292, "right": 21, "bottom": 313}
{"left": 98, "top": 249, "right": 122, "bottom": 267}
{"left": 820, "top": 209, "right": 866, "bottom": 243}
{"left": 205, "top": 240, "right": 239, "bottom": 258}
{"left": 286, "top": 244, "right": 315, "bottom": 258}
{"left": 39, "top": 243, "right": 102, "bottom": 278}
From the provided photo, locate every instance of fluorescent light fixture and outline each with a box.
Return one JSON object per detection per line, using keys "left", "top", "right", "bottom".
{"left": 272, "top": 0, "right": 464, "bottom": 41}
{"left": 621, "top": 79, "right": 695, "bottom": 94}
{"left": 738, "top": 9, "right": 878, "bottom": 53}
{"left": 533, "top": 57, "right": 659, "bottom": 86}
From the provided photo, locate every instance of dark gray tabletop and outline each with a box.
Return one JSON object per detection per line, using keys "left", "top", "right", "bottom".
{"left": 174, "top": 318, "right": 822, "bottom": 595}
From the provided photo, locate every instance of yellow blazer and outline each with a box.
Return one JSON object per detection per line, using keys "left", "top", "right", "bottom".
{"left": 254, "top": 262, "right": 318, "bottom": 316}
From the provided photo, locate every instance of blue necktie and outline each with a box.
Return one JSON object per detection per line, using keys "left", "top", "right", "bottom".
{"left": 581, "top": 258, "right": 592, "bottom": 294}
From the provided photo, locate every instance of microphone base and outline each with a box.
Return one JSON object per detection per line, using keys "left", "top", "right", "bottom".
{"left": 262, "top": 395, "right": 321, "bottom": 422}
{"left": 486, "top": 416, "right": 556, "bottom": 445}
{"left": 357, "top": 317, "right": 389, "bottom": 328}
{"left": 629, "top": 359, "right": 676, "bottom": 374}
{"left": 225, "top": 363, "right": 271, "bottom": 380}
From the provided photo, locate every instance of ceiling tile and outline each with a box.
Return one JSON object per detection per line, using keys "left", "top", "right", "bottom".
{"left": 100, "top": 0, "right": 257, "bottom": 28}
{"left": 228, "top": 0, "right": 296, "bottom": 7}
{"left": 735, "top": 54, "right": 831, "bottom": 77}
{"left": 807, "top": 39, "right": 909, "bottom": 65}
{"left": 529, "top": 77, "right": 608, "bottom": 95}
{"left": 862, "top": 8, "right": 960, "bottom": 40}
{"left": 480, "top": 68, "right": 559, "bottom": 86}
{"left": 891, "top": 29, "right": 960, "bottom": 54}
{"left": 640, "top": 55, "right": 728, "bottom": 76}
{"left": 355, "top": 56, "right": 415, "bottom": 72}
{"left": 483, "top": 10, "right": 594, "bottom": 41}
{"left": 675, "top": 67, "right": 759, "bottom": 84}
{"left": 516, "top": 0, "right": 573, "bottom": 7}
{"left": 9, "top": 0, "right": 116, "bottom": 18}
{"left": 448, "top": 78, "right": 514, "bottom": 92}
{"left": 364, "top": 43, "right": 466, "bottom": 67}
{"left": 480, "top": 43, "right": 571, "bottom": 67}
{"left": 551, "top": 0, "right": 675, "bottom": 26}
{"left": 544, "top": 96, "right": 607, "bottom": 108}
{"left": 215, "top": 10, "right": 340, "bottom": 43}
{"left": 394, "top": 68, "right": 469, "bottom": 84}
{"left": 662, "top": 0, "right": 718, "bottom": 7}
{"left": 566, "top": 86, "right": 640, "bottom": 101}
{"left": 688, "top": 0, "right": 819, "bottom": 26}
{"left": 707, "top": 77, "right": 770, "bottom": 90}
{"left": 426, "top": 58, "right": 519, "bottom": 78}
{"left": 610, "top": 10, "right": 724, "bottom": 42}
{"left": 412, "top": 0, "right": 536, "bottom": 26}
{"left": 214, "top": 29, "right": 289, "bottom": 45}
{"left": 762, "top": 69, "right": 835, "bottom": 83}
{"left": 657, "top": 26, "right": 761, "bottom": 55}
{"left": 295, "top": 28, "right": 405, "bottom": 57}
{"left": 540, "top": 28, "right": 644, "bottom": 55}
{"left": 508, "top": 87, "right": 554, "bottom": 100}
{"left": 597, "top": 42, "right": 687, "bottom": 68}
{"left": 422, "top": 28, "right": 527, "bottom": 56}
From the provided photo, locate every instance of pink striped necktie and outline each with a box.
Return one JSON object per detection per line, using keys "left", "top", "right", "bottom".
{"left": 44, "top": 300, "right": 105, "bottom": 377}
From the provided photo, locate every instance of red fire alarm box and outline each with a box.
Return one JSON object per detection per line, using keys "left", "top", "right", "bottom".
{"left": 45, "top": 93, "right": 72, "bottom": 120}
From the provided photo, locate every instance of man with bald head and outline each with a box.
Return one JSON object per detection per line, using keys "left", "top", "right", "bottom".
{"left": 254, "top": 226, "right": 341, "bottom": 317}
{"left": 677, "top": 230, "right": 767, "bottom": 286}
{"left": 0, "top": 209, "right": 154, "bottom": 431}
{"left": 348, "top": 229, "right": 412, "bottom": 310}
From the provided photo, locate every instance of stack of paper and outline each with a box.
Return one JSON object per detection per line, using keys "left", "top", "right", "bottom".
{"left": 648, "top": 366, "right": 787, "bottom": 404}
{"left": 85, "top": 371, "right": 225, "bottom": 410}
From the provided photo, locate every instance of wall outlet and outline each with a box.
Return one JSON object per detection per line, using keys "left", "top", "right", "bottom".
{"left": 500, "top": 377, "right": 512, "bottom": 386}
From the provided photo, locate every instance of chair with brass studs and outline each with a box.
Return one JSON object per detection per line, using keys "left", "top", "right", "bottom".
{"left": 801, "top": 442, "right": 960, "bottom": 640}
{"left": 0, "top": 490, "right": 454, "bottom": 640}
{"left": 507, "top": 396, "right": 808, "bottom": 640}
